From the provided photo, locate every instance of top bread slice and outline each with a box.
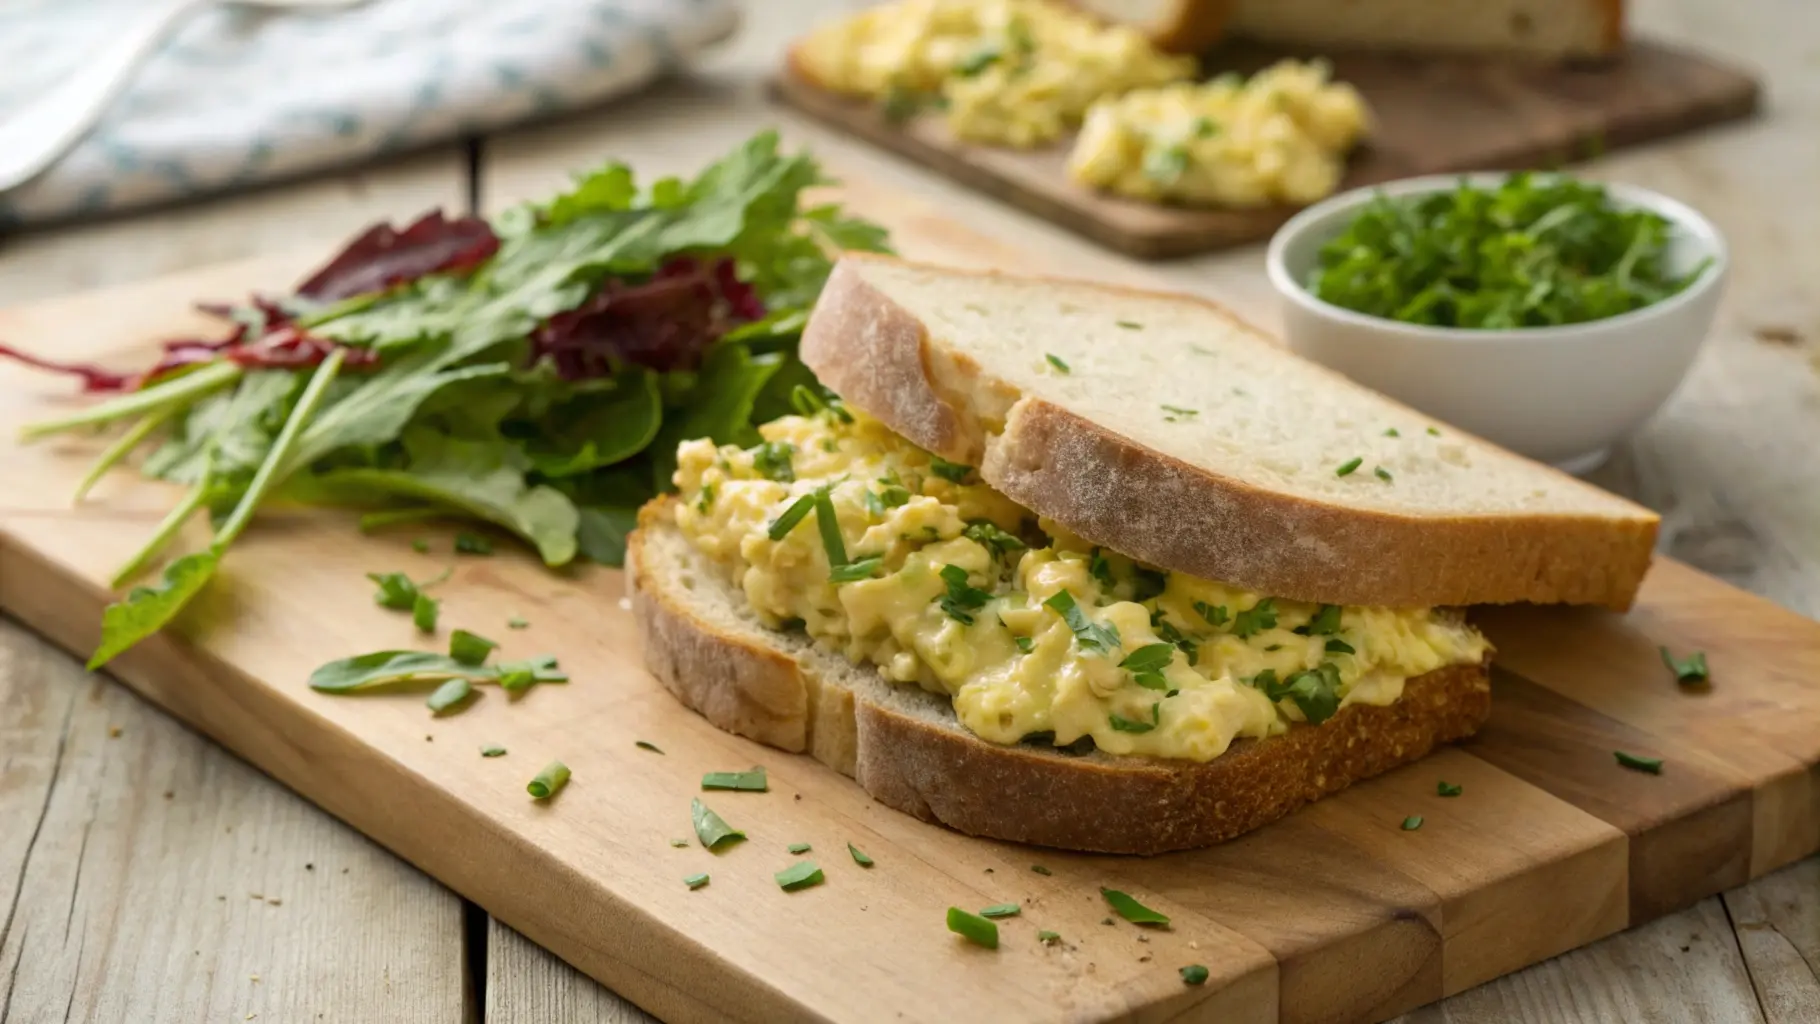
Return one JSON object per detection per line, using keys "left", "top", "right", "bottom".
{"left": 1070, "top": 0, "right": 1623, "bottom": 58}
{"left": 801, "top": 255, "right": 1658, "bottom": 610}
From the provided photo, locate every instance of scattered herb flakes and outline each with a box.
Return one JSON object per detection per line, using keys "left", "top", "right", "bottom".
{"left": 1142, "top": 142, "right": 1190, "bottom": 185}
{"left": 454, "top": 532, "right": 494, "bottom": 555}
{"left": 1437, "top": 780, "right": 1464, "bottom": 797}
{"left": 426, "top": 678, "right": 474, "bottom": 715}
{"left": 1180, "top": 965, "right": 1210, "bottom": 986}
{"left": 928, "top": 455, "right": 973, "bottom": 483}
{"left": 1044, "top": 589, "right": 1121, "bottom": 653}
{"left": 753, "top": 441, "right": 796, "bottom": 483}
{"left": 938, "top": 564, "right": 992, "bottom": 625}
{"left": 1427, "top": 426, "right": 1441, "bottom": 436}
{"left": 775, "top": 861, "right": 825, "bottom": 892}
{"left": 691, "top": 798, "right": 747, "bottom": 852}
{"left": 480, "top": 744, "right": 507, "bottom": 757}
{"left": 1193, "top": 601, "right": 1229, "bottom": 628}
{"left": 1038, "top": 930, "right": 1061, "bottom": 945}
{"left": 767, "top": 494, "right": 815, "bottom": 541}
{"left": 848, "top": 843, "right": 874, "bottom": 867}
{"left": 635, "top": 740, "right": 665, "bottom": 754}
{"left": 1300, "top": 604, "right": 1343, "bottom": 636}
{"left": 684, "top": 873, "right": 710, "bottom": 891}
{"left": 1384, "top": 428, "right": 1400, "bottom": 437}
{"left": 701, "top": 767, "right": 768, "bottom": 792}
{"left": 507, "top": 616, "right": 529, "bottom": 630}
{"left": 1401, "top": 815, "right": 1424, "bottom": 831}
{"left": 1375, "top": 466, "right": 1394, "bottom": 483}
{"left": 527, "top": 761, "right": 571, "bottom": 800}
{"left": 1659, "top": 646, "right": 1710, "bottom": 685}
{"left": 669, "top": 838, "right": 690, "bottom": 848}
{"left": 1256, "top": 663, "right": 1342, "bottom": 725}
{"left": 830, "top": 555, "right": 884, "bottom": 583}
{"left": 1160, "top": 404, "right": 1199, "bottom": 422}
{"left": 1231, "top": 598, "right": 1277, "bottom": 638}
{"left": 979, "top": 903, "right": 1021, "bottom": 919}
{"left": 1046, "top": 353, "right": 1071, "bottom": 373}
{"left": 947, "top": 907, "right": 999, "bottom": 949}
{"left": 411, "top": 538, "right": 431, "bottom": 554}
{"left": 963, "top": 520, "right": 1025, "bottom": 561}
{"left": 1616, "top": 750, "right": 1664, "bottom": 774}
{"left": 1120, "top": 643, "right": 1175, "bottom": 690}
{"left": 1116, "top": 320, "right": 1143, "bottom": 330}
{"left": 412, "top": 592, "right": 439, "bottom": 633}
{"left": 1030, "top": 864, "right": 1053, "bottom": 876}
{"left": 788, "top": 842, "right": 813, "bottom": 854}
{"left": 1109, "top": 712, "right": 1154, "bottom": 734}
{"left": 1101, "top": 888, "right": 1170, "bottom": 927}
{"left": 1335, "top": 457, "right": 1363, "bottom": 477}
{"left": 368, "top": 572, "right": 419, "bottom": 610}
{"left": 1325, "top": 638, "right": 1356, "bottom": 655}
{"left": 448, "top": 629, "right": 498, "bottom": 666}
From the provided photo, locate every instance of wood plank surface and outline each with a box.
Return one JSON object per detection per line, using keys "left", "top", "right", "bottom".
{"left": 0, "top": 149, "right": 474, "bottom": 1024}
{"left": 774, "top": 38, "right": 1759, "bottom": 258}
{"left": 1, "top": 159, "right": 1815, "bottom": 1023}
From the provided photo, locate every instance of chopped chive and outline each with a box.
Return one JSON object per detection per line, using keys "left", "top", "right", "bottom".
{"left": 507, "top": 616, "right": 529, "bottom": 630}
{"left": 1046, "top": 353, "right": 1071, "bottom": 373}
{"left": 1116, "top": 320, "right": 1143, "bottom": 330}
{"left": 684, "top": 873, "right": 710, "bottom": 890}
{"left": 1659, "top": 646, "right": 1710, "bottom": 685}
{"left": 1101, "top": 887, "right": 1170, "bottom": 927}
{"left": 480, "top": 744, "right": 507, "bottom": 758}
{"left": 691, "top": 798, "right": 746, "bottom": 851}
{"left": 454, "top": 532, "right": 494, "bottom": 555}
{"left": 1014, "top": 635, "right": 1035, "bottom": 653}
{"left": 1335, "top": 457, "right": 1363, "bottom": 477}
{"left": 1180, "top": 964, "right": 1210, "bottom": 985}
{"left": 928, "top": 456, "right": 973, "bottom": 483}
{"left": 527, "top": 761, "right": 570, "bottom": 800}
{"left": 1427, "top": 426, "right": 1441, "bottom": 436}
{"left": 1401, "top": 815, "right": 1424, "bottom": 831}
{"left": 848, "top": 843, "right": 874, "bottom": 867}
{"left": 701, "top": 767, "right": 768, "bottom": 792}
{"left": 1437, "top": 781, "right": 1463, "bottom": 797}
{"left": 775, "top": 861, "right": 824, "bottom": 892}
{"left": 812, "top": 487, "right": 847, "bottom": 568}
{"left": 830, "top": 555, "right": 884, "bottom": 583}
{"left": 947, "top": 907, "right": 999, "bottom": 949}
{"left": 1384, "top": 428, "right": 1400, "bottom": 437}
{"left": 1375, "top": 466, "right": 1394, "bottom": 482}
{"left": 1616, "top": 750, "right": 1664, "bottom": 774}
{"left": 1325, "top": 638, "right": 1356, "bottom": 655}
{"left": 448, "top": 629, "right": 498, "bottom": 666}
{"left": 669, "top": 838, "right": 689, "bottom": 848}
{"left": 411, "top": 592, "right": 439, "bottom": 633}
{"left": 788, "top": 842, "right": 813, "bottom": 854}
{"left": 1038, "top": 930, "right": 1061, "bottom": 945}
{"left": 767, "top": 494, "right": 815, "bottom": 541}
{"left": 979, "top": 903, "right": 1021, "bottom": 918}
{"left": 367, "top": 571, "right": 418, "bottom": 610}
{"left": 426, "top": 678, "right": 473, "bottom": 715}
{"left": 1160, "top": 404, "right": 1199, "bottom": 419}
{"left": 635, "top": 740, "right": 664, "bottom": 754}
{"left": 1031, "top": 864, "right": 1052, "bottom": 876}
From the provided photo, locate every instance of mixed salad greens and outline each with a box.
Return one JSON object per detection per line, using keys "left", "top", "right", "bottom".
{"left": 5, "top": 131, "right": 891, "bottom": 669}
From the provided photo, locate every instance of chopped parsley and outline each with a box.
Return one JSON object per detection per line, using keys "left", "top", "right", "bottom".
{"left": 1255, "top": 663, "right": 1341, "bottom": 724}
{"left": 938, "top": 564, "right": 992, "bottom": 625}
{"left": 1193, "top": 601, "right": 1230, "bottom": 628}
{"left": 1180, "top": 965, "right": 1210, "bottom": 985}
{"left": 1120, "top": 643, "right": 1175, "bottom": 690}
{"left": 964, "top": 521, "right": 1025, "bottom": 561}
{"left": 367, "top": 571, "right": 420, "bottom": 610}
{"left": 1089, "top": 547, "right": 1117, "bottom": 589}
{"left": 775, "top": 861, "right": 825, "bottom": 892}
{"left": 1427, "top": 426, "right": 1442, "bottom": 436}
{"left": 1335, "top": 457, "right": 1364, "bottom": 477}
{"left": 752, "top": 441, "right": 795, "bottom": 483}
{"left": 789, "top": 383, "right": 852, "bottom": 423}
{"left": 1615, "top": 750, "right": 1664, "bottom": 774}
{"left": 1659, "top": 646, "right": 1709, "bottom": 685}
{"left": 1043, "top": 589, "right": 1121, "bottom": 652}
{"left": 1325, "top": 638, "right": 1356, "bottom": 655}
{"left": 927, "top": 455, "right": 973, "bottom": 483}
{"left": 1046, "top": 353, "right": 1071, "bottom": 373}
{"left": 1101, "top": 887, "right": 1170, "bottom": 927}
{"left": 1298, "top": 604, "right": 1343, "bottom": 636}
{"left": 1152, "top": 614, "right": 1199, "bottom": 665}
{"left": 1384, "top": 427, "right": 1400, "bottom": 437}
{"left": 1401, "top": 815, "right": 1424, "bottom": 831}
{"left": 695, "top": 481, "right": 716, "bottom": 513}
{"left": 1231, "top": 598, "right": 1277, "bottom": 638}
{"left": 1014, "top": 635, "right": 1035, "bottom": 654}
{"left": 955, "top": 43, "right": 1001, "bottom": 77}
{"left": 1437, "top": 780, "right": 1463, "bottom": 797}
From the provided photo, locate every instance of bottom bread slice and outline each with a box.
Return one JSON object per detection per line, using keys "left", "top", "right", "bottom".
{"left": 629, "top": 499, "right": 1492, "bottom": 854}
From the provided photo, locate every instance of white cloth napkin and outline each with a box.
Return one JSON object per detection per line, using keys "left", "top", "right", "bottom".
{"left": 0, "top": 0, "right": 741, "bottom": 227}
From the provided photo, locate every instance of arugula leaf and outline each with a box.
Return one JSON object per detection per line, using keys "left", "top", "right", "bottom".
{"left": 519, "top": 369, "right": 662, "bottom": 478}
{"left": 86, "top": 552, "right": 219, "bottom": 670}
{"left": 648, "top": 344, "right": 786, "bottom": 491}
{"left": 308, "top": 649, "right": 567, "bottom": 692}
{"left": 574, "top": 505, "right": 640, "bottom": 566}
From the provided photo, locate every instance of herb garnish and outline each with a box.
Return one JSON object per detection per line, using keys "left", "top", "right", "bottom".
{"left": 830, "top": 555, "right": 884, "bottom": 583}
{"left": 684, "top": 873, "right": 710, "bottom": 891}
{"left": 1659, "top": 646, "right": 1709, "bottom": 685}
{"left": 691, "top": 798, "right": 747, "bottom": 851}
{"left": 480, "top": 744, "right": 507, "bottom": 757}
{"left": 448, "top": 629, "right": 498, "bottom": 666}
{"left": 308, "top": 649, "right": 565, "bottom": 692}
{"left": 507, "top": 616, "right": 529, "bottom": 630}
{"left": 1254, "top": 664, "right": 1342, "bottom": 724}
{"left": 928, "top": 456, "right": 973, "bottom": 483}
{"left": 454, "top": 532, "right": 494, "bottom": 555}
{"left": 1089, "top": 548, "right": 1117, "bottom": 589}
{"left": 1043, "top": 590, "right": 1121, "bottom": 652}
{"left": 1401, "top": 815, "right": 1424, "bottom": 831}
{"left": 788, "top": 842, "right": 813, "bottom": 854}
{"left": 1615, "top": 750, "right": 1664, "bottom": 774}
{"left": 1180, "top": 965, "right": 1210, "bottom": 985}
{"left": 1120, "top": 643, "right": 1175, "bottom": 690}
{"left": 753, "top": 441, "right": 795, "bottom": 483}
{"left": 1231, "top": 598, "right": 1277, "bottom": 638}
{"left": 635, "top": 740, "right": 664, "bottom": 754}
{"left": 412, "top": 592, "right": 440, "bottom": 633}
{"left": 1039, "top": 930, "right": 1061, "bottom": 945}
{"left": 1142, "top": 143, "right": 1190, "bottom": 185}
{"left": 1046, "top": 353, "right": 1071, "bottom": 373}
{"left": 775, "top": 861, "right": 825, "bottom": 892}
{"left": 369, "top": 572, "right": 421, "bottom": 610}
{"left": 848, "top": 843, "right": 874, "bottom": 867}
{"left": 527, "top": 761, "right": 570, "bottom": 800}
{"left": 1428, "top": 426, "right": 1442, "bottom": 436}
{"left": 1101, "top": 888, "right": 1170, "bottom": 927}
{"left": 1116, "top": 320, "right": 1143, "bottom": 330}
{"left": 1194, "top": 601, "right": 1229, "bottom": 628}
{"left": 1325, "top": 638, "right": 1356, "bottom": 655}
{"left": 938, "top": 565, "right": 992, "bottom": 625}
{"left": 1299, "top": 604, "right": 1343, "bottom": 636}
{"left": 426, "top": 678, "right": 474, "bottom": 715}
{"left": 702, "top": 767, "right": 768, "bottom": 792}
{"left": 947, "top": 908, "right": 999, "bottom": 949}
{"left": 1030, "top": 864, "right": 1053, "bottom": 876}
{"left": 1438, "top": 781, "right": 1463, "bottom": 797}
{"left": 979, "top": 903, "right": 1021, "bottom": 918}
{"left": 1384, "top": 428, "right": 1400, "bottom": 437}
{"left": 411, "top": 538, "right": 431, "bottom": 553}
{"left": 1160, "top": 404, "right": 1198, "bottom": 422}
{"left": 1375, "top": 466, "right": 1394, "bottom": 482}
{"left": 1108, "top": 712, "right": 1155, "bottom": 733}
{"left": 767, "top": 493, "right": 815, "bottom": 540}
{"left": 963, "top": 521, "right": 1025, "bottom": 561}
{"left": 1013, "top": 636, "right": 1035, "bottom": 653}
{"left": 1335, "top": 457, "right": 1363, "bottom": 477}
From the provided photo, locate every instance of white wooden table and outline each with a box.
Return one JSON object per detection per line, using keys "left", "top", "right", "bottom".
{"left": 3, "top": 2, "right": 1817, "bottom": 1021}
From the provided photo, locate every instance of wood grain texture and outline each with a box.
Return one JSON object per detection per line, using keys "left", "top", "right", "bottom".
{"left": 0, "top": 618, "right": 469, "bottom": 1024}
{"left": 488, "top": 919, "right": 653, "bottom": 1024}
{"left": 773, "top": 39, "right": 1759, "bottom": 258}
{"left": 1724, "top": 860, "right": 1820, "bottom": 1024}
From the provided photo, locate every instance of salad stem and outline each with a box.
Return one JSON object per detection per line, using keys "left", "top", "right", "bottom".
{"left": 73, "top": 405, "right": 178, "bottom": 503}
{"left": 110, "top": 472, "right": 210, "bottom": 589}
{"left": 20, "top": 361, "right": 241, "bottom": 440}
{"left": 213, "top": 348, "right": 346, "bottom": 550}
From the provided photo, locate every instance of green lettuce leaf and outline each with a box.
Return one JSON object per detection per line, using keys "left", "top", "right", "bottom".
{"left": 87, "top": 550, "right": 219, "bottom": 669}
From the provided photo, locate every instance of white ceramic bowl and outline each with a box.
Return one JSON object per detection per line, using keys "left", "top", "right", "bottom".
{"left": 1265, "top": 173, "right": 1728, "bottom": 472}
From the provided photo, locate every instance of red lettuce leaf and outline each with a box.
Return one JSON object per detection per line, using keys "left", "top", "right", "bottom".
{"left": 296, "top": 210, "right": 500, "bottom": 302}
{"left": 532, "top": 257, "right": 763, "bottom": 380}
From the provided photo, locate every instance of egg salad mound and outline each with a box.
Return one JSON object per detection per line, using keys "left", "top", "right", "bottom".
{"left": 1068, "top": 60, "right": 1372, "bottom": 208}
{"left": 792, "top": 0, "right": 1195, "bottom": 148}
{"left": 671, "top": 408, "right": 1487, "bottom": 764}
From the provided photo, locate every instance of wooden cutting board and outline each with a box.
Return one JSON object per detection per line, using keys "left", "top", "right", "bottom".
{"left": 0, "top": 183, "right": 1815, "bottom": 1024}
{"left": 775, "top": 39, "right": 1762, "bottom": 258}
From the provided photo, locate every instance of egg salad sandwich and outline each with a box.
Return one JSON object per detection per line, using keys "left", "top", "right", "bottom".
{"left": 628, "top": 256, "right": 1658, "bottom": 854}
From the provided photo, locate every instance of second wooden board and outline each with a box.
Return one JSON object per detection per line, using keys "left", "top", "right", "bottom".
{"left": 775, "top": 39, "right": 1761, "bottom": 258}
{"left": 0, "top": 174, "right": 1813, "bottom": 1024}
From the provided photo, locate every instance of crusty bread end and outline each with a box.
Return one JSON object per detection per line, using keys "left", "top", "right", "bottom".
{"left": 630, "top": 499, "right": 1491, "bottom": 854}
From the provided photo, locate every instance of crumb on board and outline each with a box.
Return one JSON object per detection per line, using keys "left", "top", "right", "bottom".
{"left": 267, "top": 898, "right": 283, "bottom": 906}
{"left": 1753, "top": 324, "right": 1804, "bottom": 345}
{"left": 163, "top": 791, "right": 174, "bottom": 800}
{"left": 108, "top": 726, "right": 122, "bottom": 738}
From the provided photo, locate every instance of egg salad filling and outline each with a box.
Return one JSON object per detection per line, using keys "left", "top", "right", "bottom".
{"left": 671, "top": 408, "right": 1487, "bottom": 763}
{"left": 1068, "top": 60, "right": 1372, "bottom": 208}
{"left": 792, "top": 0, "right": 1195, "bottom": 147}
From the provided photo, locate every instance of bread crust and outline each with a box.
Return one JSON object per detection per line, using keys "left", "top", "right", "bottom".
{"left": 801, "top": 255, "right": 1658, "bottom": 610}
{"left": 629, "top": 505, "right": 1491, "bottom": 854}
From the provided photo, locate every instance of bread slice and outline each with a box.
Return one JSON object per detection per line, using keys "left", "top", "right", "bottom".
{"left": 1073, "top": 0, "right": 1623, "bottom": 59}
{"left": 800, "top": 255, "right": 1658, "bottom": 610}
{"left": 630, "top": 498, "right": 1492, "bottom": 854}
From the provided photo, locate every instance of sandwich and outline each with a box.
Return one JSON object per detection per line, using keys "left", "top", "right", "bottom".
{"left": 628, "top": 256, "right": 1657, "bottom": 854}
